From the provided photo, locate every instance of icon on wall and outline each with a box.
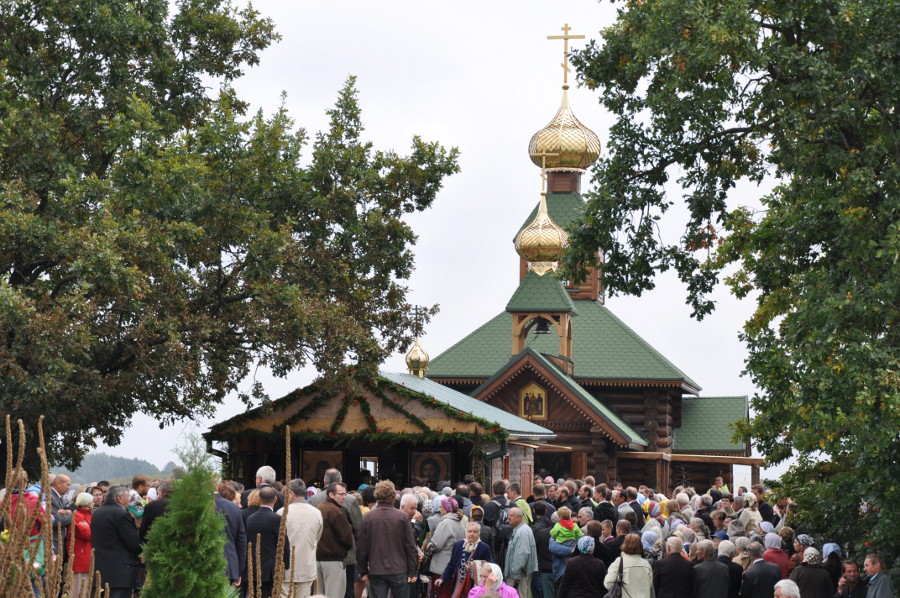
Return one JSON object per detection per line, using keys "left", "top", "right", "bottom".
{"left": 519, "top": 382, "right": 548, "bottom": 420}
{"left": 410, "top": 451, "right": 450, "bottom": 489}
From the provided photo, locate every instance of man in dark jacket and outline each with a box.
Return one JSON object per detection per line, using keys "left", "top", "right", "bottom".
{"left": 530, "top": 484, "right": 557, "bottom": 518}
{"left": 91, "top": 485, "right": 142, "bottom": 598}
{"left": 246, "top": 487, "right": 290, "bottom": 598}
{"left": 592, "top": 486, "right": 618, "bottom": 524}
{"left": 215, "top": 486, "right": 247, "bottom": 587}
{"left": 693, "top": 540, "right": 730, "bottom": 598}
{"left": 139, "top": 478, "right": 172, "bottom": 543}
{"left": 357, "top": 480, "right": 418, "bottom": 598}
{"left": 653, "top": 536, "right": 694, "bottom": 598}
{"left": 531, "top": 501, "right": 554, "bottom": 598}
{"left": 241, "top": 465, "right": 285, "bottom": 511}
{"left": 317, "top": 482, "right": 354, "bottom": 598}
{"left": 481, "top": 480, "right": 510, "bottom": 528}
{"left": 741, "top": 542, "right": 782, "bottom": 598}
{"left": 715, "top": 540, "right": 744, "bottom": 598}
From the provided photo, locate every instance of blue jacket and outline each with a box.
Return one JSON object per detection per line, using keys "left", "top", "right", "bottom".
{"left": 440, "top": 540, "right": 493, "bottom": 583}
{"left": 549, "top": 537, "right": 577, "bottom": 581}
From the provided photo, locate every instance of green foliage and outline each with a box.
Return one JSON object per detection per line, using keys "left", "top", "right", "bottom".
{"left": 566, "top": 0, "right": 899, "bottom": 577}
{"left": 0, "top": 0, "right": 459, "bottom": 471}
{"left": 142, "top": 434, "right": 230, "bottom": 598}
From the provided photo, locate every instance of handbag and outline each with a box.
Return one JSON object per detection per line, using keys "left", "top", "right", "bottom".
{"left": 603, "top": 557, "right": 624, "bottom": 598}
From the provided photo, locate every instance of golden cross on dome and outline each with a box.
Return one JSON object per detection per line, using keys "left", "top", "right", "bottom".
{"left": 547, "top": 23, "right": 585, "bottom": 89}
{"left": 529, "top": 151, "right": 559, "bottom": 193}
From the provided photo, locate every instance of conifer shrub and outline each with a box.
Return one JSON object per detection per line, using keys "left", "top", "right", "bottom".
{"left": 142, "top": 435, "right": 235, "bottom": 598}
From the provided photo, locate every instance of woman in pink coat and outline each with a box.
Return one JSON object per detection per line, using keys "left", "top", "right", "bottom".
{"left": 468, "top": 563, "right": 518, "bottom": 598}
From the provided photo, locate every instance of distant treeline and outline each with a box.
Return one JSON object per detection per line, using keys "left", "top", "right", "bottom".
{"left": 54, "top": 452, "right": 179, "bottom": 484}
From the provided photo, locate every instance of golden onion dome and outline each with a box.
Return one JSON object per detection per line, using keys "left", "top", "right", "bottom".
{"left": 514, "top": 193, "right": 568, "bottom": 275}
{"left": 528, "top": 90, "right": 600, "bottom": 171}
{"left": 405, "top": 337, "right": 429, "bottom": 378}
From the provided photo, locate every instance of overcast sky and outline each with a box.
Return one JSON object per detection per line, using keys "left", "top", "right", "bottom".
{"left": 96, "top": 0, "right": 783, "bottom": 484}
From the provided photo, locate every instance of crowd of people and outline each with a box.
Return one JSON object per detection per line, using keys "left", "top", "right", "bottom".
{"left": 1, "top": 468, "right": 894, "bottom": 598}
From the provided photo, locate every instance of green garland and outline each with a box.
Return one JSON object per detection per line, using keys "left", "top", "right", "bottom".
{"left": 217, "top": 427, "right": 507, "bottom": 446}
{"left": 208, "top": 374, "right": 510, "bottom": 444}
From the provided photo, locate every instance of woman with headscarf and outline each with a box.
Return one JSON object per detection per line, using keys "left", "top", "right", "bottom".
{"left": 558, "top": 536, "right": 608, "bottom": 598}
{"left": 468, "top": 562, "right": 517, "bottom": 598}
{"left": 788, "top": 533, "right": 814, "bottom": 575}
{"left": 641, "top": 529, "right": 663, "bottom": 565}
{"left": 434, "top": 521, "right": 493, "bottom": 598}
{"left": 790, "top": 547, "right": 834, "bottom": 598}
{"left": 71, "top": 492, "right": 95, "bottom": 598}
{"left": 822, "top": 543, "right": 842, "bottom": 590}
{"left": 604, "top": 534, "right": 654, "bottom": 598}
{"left": 430, "top": 497, "right": 468, "bottom": 582}
{"left": 739, "top": 493, "right": 763, "bottom": 534}
{"left": 733, "top": 536, "right": 752, "bottom": 571}
{"left": 763, "top": 532, "right": 789, "bottom": 578}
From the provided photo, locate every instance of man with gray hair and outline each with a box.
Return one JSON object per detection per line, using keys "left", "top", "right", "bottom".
{"left": 241, "top": 464, "right": 285, "bottom": 511}
{"left": 693, "top": 539, "right": 729, "bottom": 598}
{"left": 91, "top": 485, "right": 142, "bottom": 598}
{"left": 308, "top": 468, "right": 363, "bottom": 598}
{"left": 773, "top": 579, "right": 801, "bottom": 598}
{"left": 740, "top": 542, "right": 781, "bottom": 598}
{"left": 715, "top": 540, "right": 743, "bottom": 598}
{"left": 653, "top": 536, "right": 694, "bottom": 597}
{"left": 503, "top": 507, "right": 537, "bottom": 598}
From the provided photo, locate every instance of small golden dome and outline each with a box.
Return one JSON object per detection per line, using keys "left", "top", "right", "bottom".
{"left": 529, "top": 90, "right": 600, "bottom": 171}
{"left": 514, "top": 193, "right": 568, "bottom": 275}
{"left": 405, "top": 337, "right": 429, "bottom": 378}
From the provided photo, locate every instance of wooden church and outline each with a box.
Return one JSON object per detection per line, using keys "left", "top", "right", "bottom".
{"left": 206, "top": 26, "right": 762, "bottom": 493}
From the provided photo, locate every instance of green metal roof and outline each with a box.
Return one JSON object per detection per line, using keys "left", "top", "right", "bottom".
{"left": 506, "top": 269, "right": 578, "bottom": 314}
{"left": 428, "top": 300, "right": 701, "bottom": 390}
{"left": 674, "top": 396, "right": 748, "bottom": 453}
{"left": 380, "top": 371, "right": 555, "bottom": 440}
{"left": 516, "top": 192, "right": 585, "bottom": 237}
{"left": 470, "top": 348, "right": 646, "bottom": 447}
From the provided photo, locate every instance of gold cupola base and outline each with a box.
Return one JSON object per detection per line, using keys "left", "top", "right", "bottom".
{"left": 405, "top": 337, "right": 430, "bottom": 378}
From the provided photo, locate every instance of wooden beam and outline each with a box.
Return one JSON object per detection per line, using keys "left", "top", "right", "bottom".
{"left": 617, "top": 452, "right": 672, "bottom": 461}
{"left": 670, "top": 454, "right": 765, "bottom": 465}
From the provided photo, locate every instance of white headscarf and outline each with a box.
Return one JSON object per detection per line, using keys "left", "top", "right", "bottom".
{"left": 487, "top": 563, "right": 504, "bottom": 590}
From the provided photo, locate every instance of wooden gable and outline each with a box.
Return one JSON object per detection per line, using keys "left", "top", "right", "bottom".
{"left": 472, "top": 350, "right": 643, "bottom": 449}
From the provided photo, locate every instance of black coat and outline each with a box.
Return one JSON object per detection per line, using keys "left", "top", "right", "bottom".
{"left": 139, "top": 498, "right": 169, "bottom": 543}
{"left": 532, "top": 518, "right": 553, "bottom": 573}
{"left": 717, "top": 555, "right": 744, "bottom": 598}
{"left": 693, "top": 559, "right": 731, "bottom": 598}
{"left": 741, "top": 560, "right": 781, "bottom": 598}
{"left": 246, "top": 507, "right": 289, "bottom": 582}
{"left": 558, "top": 554, "right": 607, "bottom": 598}
{"left": 653, "top": 553, "right": 695, "bottom": 598}
{"left": 593, "top": 501, "right": 618, "bottom": 524}
{"left": 216, "top": 495, "right": 247, "bottom": 582}
{"left": 628, "top": 500, "right": 646, "bottom": 529}
{"left": 91, "top": 503, "right": 142, "bottom": 590}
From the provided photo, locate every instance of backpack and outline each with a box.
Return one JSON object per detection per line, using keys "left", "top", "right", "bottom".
{"left": 490, "top": 498, "right": 513, "bottom": 567}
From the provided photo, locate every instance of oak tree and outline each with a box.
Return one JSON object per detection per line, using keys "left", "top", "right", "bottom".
{"left": 567, "top": 0, "right": 899, "bottom": 571}
{"left": 0, "top": 1, "right": 458, "bottom": 470}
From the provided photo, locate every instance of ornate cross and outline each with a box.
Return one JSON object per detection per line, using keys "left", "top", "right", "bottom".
{"left": 547, "top": 23, "right": 585, "bottom": 89}
{"left": 529, "top": 151, "right": 559, "bottom": 193}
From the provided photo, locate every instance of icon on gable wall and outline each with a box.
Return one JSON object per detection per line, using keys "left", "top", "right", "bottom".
{"left": 519, "top": 382, "right": 548, "bottom": 421}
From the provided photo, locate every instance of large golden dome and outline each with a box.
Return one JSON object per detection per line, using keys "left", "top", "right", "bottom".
{"left": 529, "top": 90, "right": 600, "bottom": 171}
{"left": 514, "top": 193, "right": 568, "bottom": 275}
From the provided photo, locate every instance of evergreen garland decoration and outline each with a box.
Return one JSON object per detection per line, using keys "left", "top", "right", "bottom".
{"left": 207, "top": 374, "right": 510, "bottom": 445}
{"left": 142, "top": 435, "right": 233, "bottom": 598}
